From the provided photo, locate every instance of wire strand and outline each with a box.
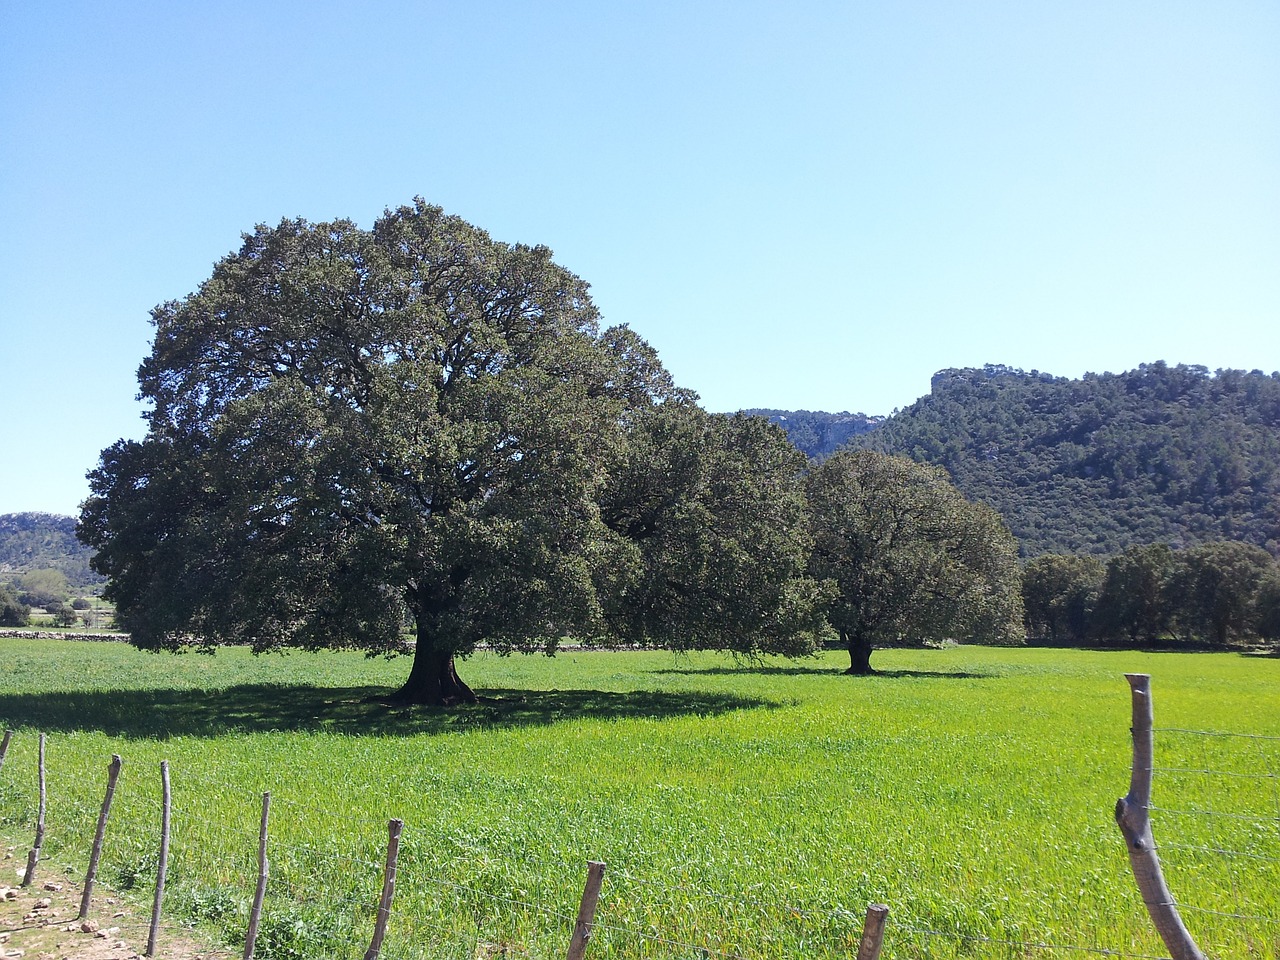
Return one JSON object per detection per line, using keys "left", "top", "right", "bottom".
{"left": 887, "top": 921, "right": 1174, "bottom": 960}
{"left": 1154, "top": 728, "right": 1280, "bottom": 741}
{"left": 1150, "top": 804, "right": 1279, "bottom": 823}
{"left": 1153, "top": 766, "right": 1280, "bottom": 782}
{"left": 1176, "top": 903, "right": 1280, "bottom": 926}
{"left": 1157, "top": 841, "right": 1280, "bottom": 864}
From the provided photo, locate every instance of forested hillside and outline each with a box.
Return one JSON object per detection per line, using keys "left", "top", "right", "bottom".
{"left": 744, "top": 409, "right": 883, "bottom": 459}
{"left": 854, "top": 363, "right": 1280, "bottom": 557}
{"left": 0, "top": 512, "right": 102, "bottom": 589}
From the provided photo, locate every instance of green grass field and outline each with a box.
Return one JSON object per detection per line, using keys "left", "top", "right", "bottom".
{"left": 0, "top": 639, "right": 1276, "bottom": 959}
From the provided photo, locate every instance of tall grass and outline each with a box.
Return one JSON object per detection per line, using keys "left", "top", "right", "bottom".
{"left": 0, "top": 639, "right": 1276, "bottom": 958}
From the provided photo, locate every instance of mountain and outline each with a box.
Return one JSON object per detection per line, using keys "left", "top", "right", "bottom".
{"left": 849, "top": 363, "right": 1280, "bottom": 557}
{"left": 0, "top": 512, "right": 103, "bottom": 591}
{"left": 744, "top": 409, "right": 884, "bottom": 459}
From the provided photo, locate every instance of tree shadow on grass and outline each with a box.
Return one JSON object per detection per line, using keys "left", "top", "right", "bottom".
{"left": 868, "top": 669, "right": 992, "bottom": 679}
{"left": 0, "top": 684, "right": 775, "bottom": 740}
{"left": 653, "top": 664, "right": 991, "bottom": 679}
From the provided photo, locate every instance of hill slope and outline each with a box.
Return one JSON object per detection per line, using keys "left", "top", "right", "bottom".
{"left": 0, "top": 512, "right": 103, "bottom": 590}
{"left": 851, "top": 363, "right": 1280, "bottom": 557}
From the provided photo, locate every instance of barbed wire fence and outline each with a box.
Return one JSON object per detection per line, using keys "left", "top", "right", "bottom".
{"left": 0, "top": 675, "right": 1276, "bottom": 960}
{"left": 1147, "top": 726, "right": 1280, "bottom": 959}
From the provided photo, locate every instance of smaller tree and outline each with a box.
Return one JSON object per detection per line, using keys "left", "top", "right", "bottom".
{"left": 1165, "top": 541, "right": 1274, "bottom": 646}
{"left": 0, "top": 583, "right": 31, "bottom": 627}
{"left": 1092, "top": 543, "right": 1175, "bottom": 644}
{"left": 805, "top": 450, "right": 1024, "bottom": 674}
{"left": 1021, "top": 554, "right": 1105, "bottom": 644}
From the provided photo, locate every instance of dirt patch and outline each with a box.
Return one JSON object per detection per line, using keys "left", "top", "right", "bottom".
{"left": 1, "top": 849, "right": 233, "bottom": 960}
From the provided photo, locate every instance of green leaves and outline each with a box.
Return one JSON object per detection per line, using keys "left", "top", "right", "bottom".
{"left": 600, "top": 403, "right": 825, "bottom": 656}
{"left": 805, "top": 451, "right": 1024, "bottom": 670}
{"left": 80, "top": 200, "right": 826, "bottom": 700}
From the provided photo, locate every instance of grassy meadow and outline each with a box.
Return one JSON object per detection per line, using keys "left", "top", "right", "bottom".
{"left": 0, "top": 638, "right": 1276, "bottom": 959}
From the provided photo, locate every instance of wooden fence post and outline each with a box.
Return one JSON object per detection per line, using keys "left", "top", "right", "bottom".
{"left": 363, "top": 818, "right": 403, "bottom": 960}
{"left": 146, "top": 760, "right": 171, "bottom": 958}
{"left": 243, "top": 792, "right": 271, "bottom": 960}
{"left": 0, "top": 730, "right": 12, "bottom": 776}
{"left": 21, "top": 733, "right": 46, "bottom": 886}
{"left": 855, "top": 903, "right": 889, "bottom": 960}
{"left": 1115, "top": 673, "right": 1206, "bottom": 960}
{"left": 79, "top": 754, "right": 123, "bottom": 919}
{"left": 566, "top": 860, "right": 606, "bottom": 960}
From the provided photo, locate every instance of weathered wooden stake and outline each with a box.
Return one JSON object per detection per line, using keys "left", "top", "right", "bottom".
{"left": 1115, "top": 674, "right": 1206, "bottom": 960}
{"left": 363, "top": 818, "right": 403, "bottom": 960}
{"left": 243, "top": 792, "right": 271, "bottom": 960}
{"left": 566, "top": 860, "right": 606, "bottom": 960}
{"left": 79, "top": 754, "right": 123, "bottom": 919}
{"left": 0, "top": 729, "right": 12, "bottom": 776}
{"left": 146, "top": 760, "right": 171, "bottom": 958}
{"left": 21, "top": 733, "right": 46, "bottom": 886}
{"left": 855, "top": 903, "right": 889, "bottom": 960}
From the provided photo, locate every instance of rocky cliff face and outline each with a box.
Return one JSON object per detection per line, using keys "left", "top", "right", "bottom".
{"left": 743, "top": 409, "right": 884, "bottom": 459}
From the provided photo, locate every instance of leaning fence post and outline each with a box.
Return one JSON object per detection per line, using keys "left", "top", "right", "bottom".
{"left": 363, "top": 818, "right": 403, "bottom": 960}
{"left": 566, "top": 860, "right": 606, "bottom": 960}
{"left": 0, "top": 729, "right": 12, "bottom": 776}
{"left": 855, "top": 903, "right": 889, "bottom": 960}
{"left": 79, "top": 754, "right": 123, "bottom": 919}
{"left": 21, "top": 733, "right": 46, "bottom": 886}
{"left": 146, "top": 760, "right": 171, "bottom": 958}
{"left": 1115, "top": 673, "right": 1206, "bottom": 960}
{"left": 243, "top": 792, "right": 271, "bottom": 960}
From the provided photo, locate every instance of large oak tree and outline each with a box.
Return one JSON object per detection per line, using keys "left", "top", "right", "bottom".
{"left": 79, "top": 201, "right": 820, "bottom": 703}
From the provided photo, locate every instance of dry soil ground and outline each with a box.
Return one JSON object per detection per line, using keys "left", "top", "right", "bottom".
{"left": 1, "top": 845, "right": 232, "bottom": 960}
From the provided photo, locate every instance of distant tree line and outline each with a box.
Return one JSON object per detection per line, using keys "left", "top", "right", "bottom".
{"left": 1022, "top": 540, "right": 1280, "bottom": 647}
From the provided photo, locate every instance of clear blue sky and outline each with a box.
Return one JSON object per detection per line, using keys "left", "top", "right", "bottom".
{"left": 2, "top": 1, "right": 1277, "bottom": 517}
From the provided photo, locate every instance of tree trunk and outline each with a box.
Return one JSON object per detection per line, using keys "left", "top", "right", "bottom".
{"left": 396, "top": 638, "right": 477, "bottom": 706}
{"left": 843, "top": 629, "right": 875, "bottom": 675}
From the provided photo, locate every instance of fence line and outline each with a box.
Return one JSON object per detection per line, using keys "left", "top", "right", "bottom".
{"left": 1154, "top": 765, "right": 1279, "bottom": 781}
{"left": 1150, "top": 804, "right": 1277, "bottom": 822}
{"left": 0, "top": 682, "right": 1276, "bottom": 960}
{"left": 1154, "top": 728, "right": 1280, "bottom": 742}
{"left": 608, "top": 864, "right": 848, "bottom": 922}
{"left": 1146, "top": 701, "right": 1280, "bottom": 960}
{"left": 1175, "top": 902, "right": 1280, "bottom": 925}
{"left": 1158, "top": 841, "right": 1280, "bottom": 864}
{"left": 586, "top": 915, "right": 761, "bottom": 960}
{"left": 885, "top": 920, "right": 1175, "bottom": 960}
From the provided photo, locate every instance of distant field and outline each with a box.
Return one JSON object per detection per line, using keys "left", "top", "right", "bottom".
{"left": 1, "top": 640, "right": 1276, "bottom": 959}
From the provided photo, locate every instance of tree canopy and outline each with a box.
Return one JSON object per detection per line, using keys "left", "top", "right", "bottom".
{"left": 0, "top": 583, "right": 31, "bottom": 627}
{"left": 1021, "top": 553, "right": 1105, "bottom": 645}
{"left": 79, "top": 200, "right": 821, "bottom": 703}
{"left": 804, "top": 450, "right": 1024, "bottom": 674}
